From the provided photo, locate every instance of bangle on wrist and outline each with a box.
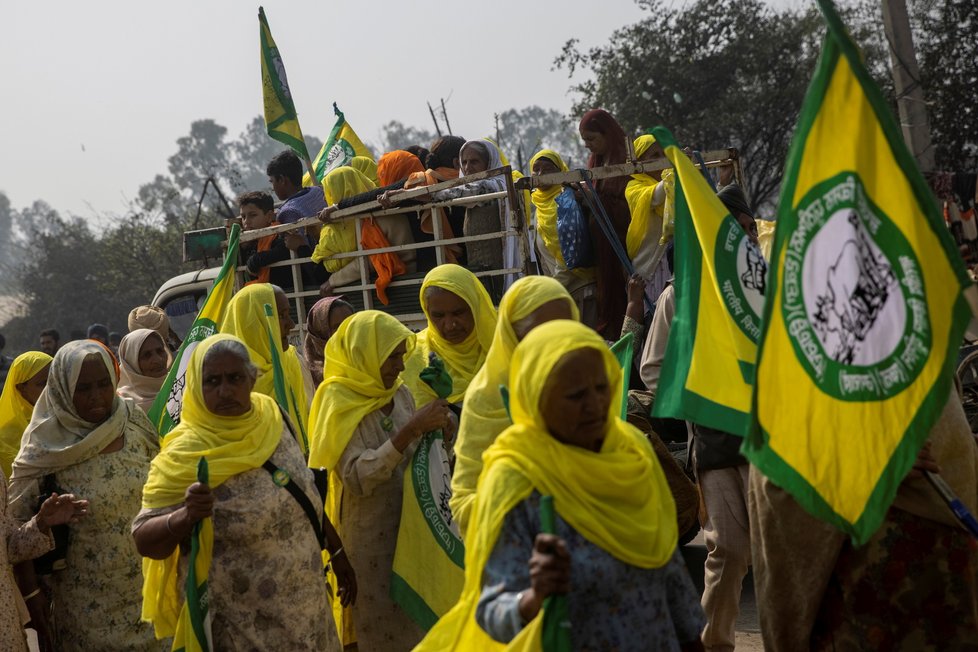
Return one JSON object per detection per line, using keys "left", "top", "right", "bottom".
{"left": 329, "top": 546, "right": 344, "bottom": 559}
{"left": 23, "top": 588, "right": 41, "bottom": 601}
{"left": 165, "top": 512, "right": 180, "bottom": 536}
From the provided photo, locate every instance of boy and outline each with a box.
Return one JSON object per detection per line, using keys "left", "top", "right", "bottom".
{"left": 237, "top": 191, "right": 325, "bottom": 292}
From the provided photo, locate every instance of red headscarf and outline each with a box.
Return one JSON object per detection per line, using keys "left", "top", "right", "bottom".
{"left": 377, "top": 150, "right": 426, "bottom": 187}
{"left": 579, "top": 108, "right": 629, "bottom": 169}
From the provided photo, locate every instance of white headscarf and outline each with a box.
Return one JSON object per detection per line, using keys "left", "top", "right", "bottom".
{"left": 117, "top": 329, "right": 171, "bottom": 413}
{"left": 459, "top": 138, "right": 518, "bottom": 287}
{"left": 8, "top": 340, "right": 159, "bottom": 509}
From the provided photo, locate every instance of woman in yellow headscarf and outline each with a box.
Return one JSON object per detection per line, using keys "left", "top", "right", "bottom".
{"left": 417, "top": 320, "right": 703, "bottom": 650}
{"left": 9, "top": 340, "right": 160, "bottom": 651}
{"left": 528, "top": 149, "right": 598, "bottom": 326}
{"left": 402, "top": 264, "right": 497, "bottom": 408}
{"left": 220, "top": 283, "right": 311, "bottom": 454}
{"left": 314, "top": 166, "right": 416, "bottom": 295}
{"left": 350, "top": 155, "right": 379, "bottom": 185}
{"left": 134, "top": 334, "right": 352, "bottom": 650}
{"left": 625, "top": 134, "right": 674, "bottom": 302}
{"left": 450, "top": 276, "right": 578, "bottom": 535}
{"left": 307, "top": 310, "right": 454, "bottom": 650}
{"left": 0, "top": 352, "right": 52, "bottom": 476}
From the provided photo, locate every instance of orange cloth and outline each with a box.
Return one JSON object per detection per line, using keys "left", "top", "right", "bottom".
{"left": 377, "top": 150, "right": 425, "bottom": 187}
{"left": 244, "top": 220, "right": 280, "bottom": 286}
{"left": 359, "top": 218, "right": 407, "bottom": 305}
{"left": 403, "top": 166, "right": 461, "bottom": 263}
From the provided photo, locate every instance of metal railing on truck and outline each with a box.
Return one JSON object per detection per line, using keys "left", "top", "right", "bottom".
{"left": 227, "top": 148, "right": 743, "bottom": 339}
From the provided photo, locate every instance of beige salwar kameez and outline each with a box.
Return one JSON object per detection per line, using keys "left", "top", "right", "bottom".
{"left": 335, "top": 385, "right": 425, "bottom": 651}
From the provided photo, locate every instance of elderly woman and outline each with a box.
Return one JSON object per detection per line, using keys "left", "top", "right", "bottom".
{"left": 8, "top": 340, "right": 161, "bottom": 651}
{"left": 308, "top": 310, "right": 455, "bottom": 651}
{"left": 221, "top": 283, "right": 311, "bottom": 454}
{"left": 0, "top": 352, "right": 52, "bottom": 476}
{"left": 450, "top": 276, "right": 578, "bottom": 535}
{"left": 303, "top": 295, "right": 356, "bottom": 387}
{"left": 418, "top": 320, "right": 705, "bottom": 651}
{"left": 116, "top": 329, "right": 171, "bottom": 414}
{"left": 133, "top": 334, "right": 352, "bottom": 650}
{"left": 426, "top": 139, "right": 511, "bottom": 271}
{"left": 402, "top": 264, "right": 497, "bottom": 408}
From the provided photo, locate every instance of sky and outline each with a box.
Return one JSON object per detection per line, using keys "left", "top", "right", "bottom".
{"left": 0, "top": 0, "right": 805, "bottom": 220}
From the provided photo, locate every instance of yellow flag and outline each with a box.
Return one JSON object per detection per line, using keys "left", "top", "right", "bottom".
{"left": 147, "top": 225, "right": 241, "bottom": 437}
{"left": 391, "top": 432, "right": 465, "bottom": 629}
{"left": 259, "top": 7, "right": 310, "bottom": 162}
{"left": 743, "top": 0, "right": 971, "bottom": 544}
{"left": 650, "top": 127, "right": 766, "bottom": 437}
{"left": 304, "top": 103, "right": 374, "bottom": 186}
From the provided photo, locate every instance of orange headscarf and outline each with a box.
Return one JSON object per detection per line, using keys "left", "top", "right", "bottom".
{"left": 377, "top": 150, "right": 425, "bottom": 187}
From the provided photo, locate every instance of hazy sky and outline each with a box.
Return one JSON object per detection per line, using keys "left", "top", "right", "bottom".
{"left": 1, "top": 0, "right": 805, "bottom": 220}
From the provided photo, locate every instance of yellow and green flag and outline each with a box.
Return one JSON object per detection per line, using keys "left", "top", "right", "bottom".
{"left": 259, "top": 7, "right": 310, "bottom": 162}
{"left": 743, "top": 0, "right": 971, "bottom": 544}
{"left": 171, "top": 458, "right": 213, "bottom": 652}
{"left": 391, "top": 355, "right": 464, "bottom": 630}
{"left": 650, "top": 127, "right": 766, "bottom": 437}
{"left": 148, "top": 224, "right": 241, "bottom": 437}
{"left": 306, "top": 103, "right": 374, "bottom": 185}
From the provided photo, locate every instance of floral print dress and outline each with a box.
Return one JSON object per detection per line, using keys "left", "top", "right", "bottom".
{"left": 0, "top": 471, "right": 53, "bottom": 652}
{"left": 11, "top": 428, "right": 159, "bottom": 651}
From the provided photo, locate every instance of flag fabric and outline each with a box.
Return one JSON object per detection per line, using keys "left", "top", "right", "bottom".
{"left": 609, "top": 332, "right": 635, "bottom": 419}
{"left": 650, "top": 127, "right": 767, "bottom": 437}
{"left": 391, "top": 354, "right": 465, "bottom": 629}
{"left": 172, "top": 457, "right": 214, "bottom": 652}
{"left": 743, "top": 0, "right": 971, "bottom": 544}
{"left": 147, "top": 224, "right": 241, "bottom": 437}
{"left": 307, "top": 103, "right": 374, "bottom": 184}
{"left": 259, "top": 7, "right": 310, "bottom": 162}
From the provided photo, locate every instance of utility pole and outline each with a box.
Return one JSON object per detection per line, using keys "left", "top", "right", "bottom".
{"left": 427, "top": 102, "right": 443, "bottom": 138}
{"left": 881, "top": 0, "right": 935, "bottom": 173}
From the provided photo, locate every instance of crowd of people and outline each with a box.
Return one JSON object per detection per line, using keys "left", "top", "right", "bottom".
{"left": 0, "top": 106, "right": 975, "bottom": 652}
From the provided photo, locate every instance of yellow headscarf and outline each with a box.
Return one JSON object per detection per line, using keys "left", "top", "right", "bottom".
{"left": 140, "top": 333, "right": 284, "bottom": 638}
{"left": 350, "top": 156, "right": 379, "bottom": 185}
{"left": 220, "top": 283, "right": 309, "bottom": 452}
{"left": 0, "top": 352, "right": 52, "bottom": 477}
{"left": 402, "top": 265, "right": 497, "bottom": 407}
{"left": 312, "top": 166, "right": 378, "bottom": 272}
{"left": 528, "top": 149, "right": 569, "bottom": 265}
{"left": 416, "top": 320, "right": 678, "bottom": 651}
{"left": 307, "top": 310, "right": 416, "bottom": 472}
{"left": 625, "top": 135, "right": 662, "bottom": 259}
{"left": 450, "top": 276, "right": 579, "bottom": 535}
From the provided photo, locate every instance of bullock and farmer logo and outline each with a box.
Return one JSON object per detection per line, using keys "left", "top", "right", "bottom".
{"left": 715, "top": 217, "right": 767, "bottom": 342}
{"left": 781, "top": 172, "right": 930, "bottom": 401}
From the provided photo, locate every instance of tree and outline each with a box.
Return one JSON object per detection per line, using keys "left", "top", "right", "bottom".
{"left": 495, "top": 106, "right": 589, "bottom": 173}
{"left": 376, "top": 120, "right": 437, "bottom": 154}
{"left": 229, "top": 115, "right": 323, "bottom": 192}
{"left": 913, "top": 0, "right": 978, "bottom": 169}
{"left": 0, "top": 192, "right": 16, "bottom": 294}
{"left": 554, "top": 0, "right": 891, "bottom": 212}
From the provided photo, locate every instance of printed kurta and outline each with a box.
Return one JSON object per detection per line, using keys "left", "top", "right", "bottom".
{"left": 335, "top": 385, "right": 425, "bottom": 650}
{"left": 135, "top": 427, "right": 337, "bottom": 650}
{"left": 11, "top": 429, "right": 159, "bottom": 651}
{"left": 0, "top": 471, "right": 53, "bottom": 652}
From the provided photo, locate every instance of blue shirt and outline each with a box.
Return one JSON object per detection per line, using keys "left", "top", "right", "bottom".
{"left": 276, "top": 187, "right": 328, "bottom": 225}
